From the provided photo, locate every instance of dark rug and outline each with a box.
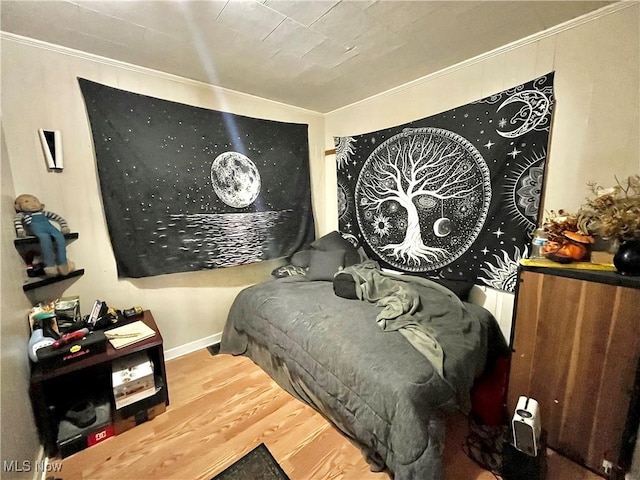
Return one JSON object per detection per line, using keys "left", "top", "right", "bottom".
{"left": 212, "top": 443, "right": 290, "bottom": 480}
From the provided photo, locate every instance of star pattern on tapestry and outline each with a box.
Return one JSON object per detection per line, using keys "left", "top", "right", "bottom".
{"left": 79, "top": 78, "right": 314, "bottom": 278}
{"left": 335, "top": 73, "right": 555, "bottom": 292}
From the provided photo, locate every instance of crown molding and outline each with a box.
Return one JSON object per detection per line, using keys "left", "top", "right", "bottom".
{"left": 327, "top": 1, "right": 636, "bottom": 115}
{"left": 0, "top": 30, "right": 321, "bottom": 116}
{"left": 1, "top": 1, "right": 634, "bottom": 117}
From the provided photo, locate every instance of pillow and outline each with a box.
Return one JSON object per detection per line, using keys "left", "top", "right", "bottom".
{"left": 380, "top": 268, "right": 473, "bottom": 301}
{"left": 430, "top": 278, "right": 475, "bottom": 301}
{"left": 311, "top": 231, "right": 360, "bottom": 266}
{"left": 333, "top": 272, "right": 358, "bottom": 299}
{"left": 271, "top": 264, "right": 307, "bottom": 278}
{"left": 290, "top": 249, "right": 312, "bottom": 268}
{"left": 307, "top": 249, "right": 345, "bottom": 281}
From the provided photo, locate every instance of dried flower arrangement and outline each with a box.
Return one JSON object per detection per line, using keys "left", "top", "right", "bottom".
{"left": 541, "top": 209, "right": 593, "bottom": 261}
{"left": 542, "top": 210, "right": 584, "bottom": 242}
{"left": 577, "top": 174, "right": 640, "bottom": 241}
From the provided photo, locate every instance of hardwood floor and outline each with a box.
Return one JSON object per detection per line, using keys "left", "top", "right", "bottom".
{"left": 58, "top": 349, "right": 604, "bottom": 479}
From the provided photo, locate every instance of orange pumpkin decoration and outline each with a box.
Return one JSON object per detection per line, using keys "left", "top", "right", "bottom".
{"left": 556, "top": 241, "right": 587, "bottom": 260}
{"left": 563, "top": 230, "right": 594, "bottom": 244}
{"left": 543, "top": 235, "right": 589, "bottom": 263}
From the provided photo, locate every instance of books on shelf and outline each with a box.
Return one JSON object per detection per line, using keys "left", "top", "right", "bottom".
{"left": 104, "top": 320, "right": 156, "bottom": 349}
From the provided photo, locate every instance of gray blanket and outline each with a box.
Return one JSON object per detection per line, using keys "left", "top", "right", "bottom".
{"left": 340, "top": 261, "right": 482, "bottom": 390}
{"left": 220, "top": 274, "right": 498, "bottom": 480}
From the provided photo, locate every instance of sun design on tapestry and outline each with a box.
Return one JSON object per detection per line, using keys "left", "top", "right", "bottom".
{"left": 335, "top": 136, "right": 356, "bottom": 170}
{"left": 503, "top": 149, "right": 547, "bottom": 231}
{"left": 337, "top": 179, "right": 352, "bottom": 221}
{"left": 355, "top": 127, "right": 492, "bottom": 271}
{"left": 479, "top": 245, "right": 526, "bottom": 292}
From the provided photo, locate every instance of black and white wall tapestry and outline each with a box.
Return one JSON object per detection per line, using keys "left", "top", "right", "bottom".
{"left": 79, "top": 78, "right": 314, "bottom": 278}
{"left": 335, "top": 73, "right": 555, "bottom": 292}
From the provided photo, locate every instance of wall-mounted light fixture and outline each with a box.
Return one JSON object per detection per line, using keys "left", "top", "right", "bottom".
{"left": 38, "top": 129, "right": 63, "bottom": 171}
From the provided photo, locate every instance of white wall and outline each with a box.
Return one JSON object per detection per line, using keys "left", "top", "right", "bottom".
{"left": 1, "top": 128, "right": 42, "bottom": 478}
{"left": 324, "top": 3, "right": 640, "bottom": 337}
{"left": 0, "top": 37, "right": 326, "bottom": 356}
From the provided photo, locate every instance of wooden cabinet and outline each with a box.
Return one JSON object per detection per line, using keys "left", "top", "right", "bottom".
{"left": 508, "top": 267, "right": 640, "bottom": 477}
{"left": 29, "top": 310, "right": 169, "bottom": 457}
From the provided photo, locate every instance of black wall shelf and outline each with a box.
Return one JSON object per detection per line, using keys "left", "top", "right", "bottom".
{"left": 22, "top": 269, "right": 85, "bottom": 292}
{"left": 14, "top": 232, "right": 79, "bottom": 248}
{"left": 14, "top": 232, "right": 84, "bottom": 292}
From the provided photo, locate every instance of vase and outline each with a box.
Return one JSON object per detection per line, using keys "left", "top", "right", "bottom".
{"left": 613, "top": 240, "right": 640, "bottom": 276}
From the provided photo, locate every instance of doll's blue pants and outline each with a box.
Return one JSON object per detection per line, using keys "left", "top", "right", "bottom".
{"left": 30, "top": 215, "right": 67, "bottom": 267}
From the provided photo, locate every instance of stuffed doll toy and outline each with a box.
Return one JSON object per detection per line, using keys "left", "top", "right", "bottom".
{"left": 13, "top": 194, "right": 75, "bottom": 276}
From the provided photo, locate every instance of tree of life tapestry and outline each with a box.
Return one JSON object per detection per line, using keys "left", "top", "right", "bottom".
{"left": 335, "top": 73, "right": 554, "bottom": 293}
{"left": 79, "top": 78, "right": 314, "bottom": 278}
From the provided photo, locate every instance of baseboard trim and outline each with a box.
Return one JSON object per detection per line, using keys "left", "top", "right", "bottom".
{"left": 164, "top": 333, "right": 221, "bottom": 362}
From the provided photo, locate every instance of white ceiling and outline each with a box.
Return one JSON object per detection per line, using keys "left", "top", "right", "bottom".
{"left": 1, "top": 0, "right": 617, "bottom": 113}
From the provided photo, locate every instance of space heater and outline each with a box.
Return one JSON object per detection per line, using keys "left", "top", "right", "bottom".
{"left": 512, "top": 396, "right": 541, "bottom": 456}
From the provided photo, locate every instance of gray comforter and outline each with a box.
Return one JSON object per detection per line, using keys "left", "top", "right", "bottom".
{"left": 220, "top": 273, "right": 499, "bottom": 480}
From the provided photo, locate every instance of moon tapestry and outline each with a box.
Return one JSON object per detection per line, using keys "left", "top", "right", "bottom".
{"left": 79, "top": 78, "right": 314, "bottom": 278}
{"left": 335, "top": 73, "right": 555, "bottom": 293}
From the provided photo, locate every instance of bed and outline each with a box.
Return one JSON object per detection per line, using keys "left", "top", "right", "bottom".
{"left": 220, "top": 252, "right": 507, "bottom": 480}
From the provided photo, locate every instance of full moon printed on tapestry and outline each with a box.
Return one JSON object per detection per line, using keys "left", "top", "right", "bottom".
{"left": 335, "top": 73, "right": 555, "bottom": 292}
{"left": 79, "top": 78, "right": 314, "bottom": 278}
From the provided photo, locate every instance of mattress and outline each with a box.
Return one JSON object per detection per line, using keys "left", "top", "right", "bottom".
{"left": 221, "top": 274, "right": 503, "bottom": 479}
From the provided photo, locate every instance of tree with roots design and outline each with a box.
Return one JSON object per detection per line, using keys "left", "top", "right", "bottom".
{"left": 355, "top": 128, "right": 490, "bottom": 271}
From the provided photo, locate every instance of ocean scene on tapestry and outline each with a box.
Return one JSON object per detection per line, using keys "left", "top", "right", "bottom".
{"left": 335, "top": 73, "right": 555, "bottom": 292}
{"left": 79, "top": 78, "right": 314, "bottom": 278}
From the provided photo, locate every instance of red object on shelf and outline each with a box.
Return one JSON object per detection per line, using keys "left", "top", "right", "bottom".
{"left": 51, "top": 328, "right": 89, "bottom": 349}
{"left": 470, "top": 355, "right": 510, "bottom": 426}
{"left": 87, "top": 424, "right": 115, "bottom": 447}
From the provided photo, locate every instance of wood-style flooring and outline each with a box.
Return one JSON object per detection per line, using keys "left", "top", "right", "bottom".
{"left": 59, "top": 349, "right": 603, "bottom": 479}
